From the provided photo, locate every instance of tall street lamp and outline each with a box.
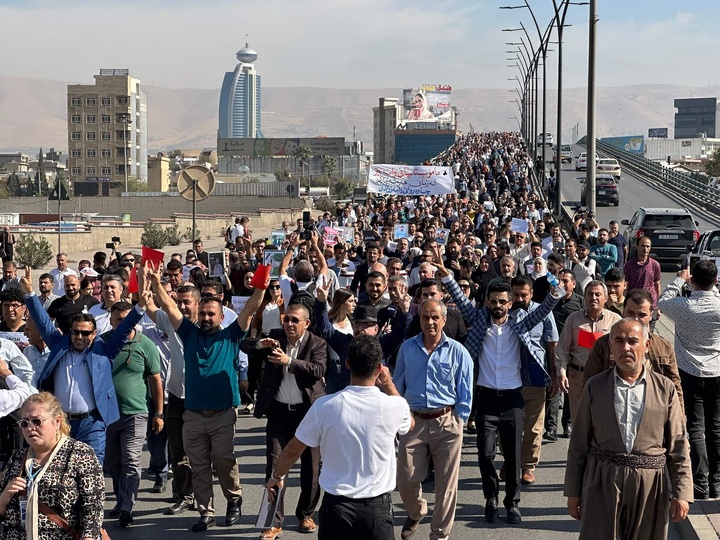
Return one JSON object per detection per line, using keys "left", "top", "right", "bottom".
{"left": 118, "top": 113, "right": 133, "bottom": 193}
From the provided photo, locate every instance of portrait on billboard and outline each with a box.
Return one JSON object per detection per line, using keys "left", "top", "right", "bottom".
{"left": 406, "top": 91, "right": 435, "bottom": 121}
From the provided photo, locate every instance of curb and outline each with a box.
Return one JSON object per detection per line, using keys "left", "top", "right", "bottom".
{"left": 673, "top": 511, "right": 718, "bottom": 540}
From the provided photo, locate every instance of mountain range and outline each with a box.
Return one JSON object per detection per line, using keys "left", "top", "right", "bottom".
{"left": 0, "top": 76, "right": 716, "bottom": 154}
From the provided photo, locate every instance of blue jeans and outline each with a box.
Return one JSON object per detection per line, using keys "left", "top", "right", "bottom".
{"left": 70, "top": 409, "right": 106, "bottom": 465}
{"left": 147, "top": 407, "right": 169, "bottom": 482}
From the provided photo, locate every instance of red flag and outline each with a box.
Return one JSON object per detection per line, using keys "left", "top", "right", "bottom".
{"left": 127, "top": 266, "right": 138, "bottom": 293}
{"left": 250, "top": 264, "right": 271, "bottom": 289}
{"left": 141, "top": 246, "right": 165, "bottom": 271}
{"left": 578, "top": 329, "right": 604, "bottom": 349}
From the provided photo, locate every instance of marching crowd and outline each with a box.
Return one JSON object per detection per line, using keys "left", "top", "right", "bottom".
{"left": 0, "top": 130, "right": 715, "bottom": 540}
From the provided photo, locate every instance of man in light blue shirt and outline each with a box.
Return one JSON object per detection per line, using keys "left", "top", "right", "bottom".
{"left": 393, "top": 299, "right": 473, "bottom": 540}
{"left": 590, "top": 228, "right": 618, "bottom": 275}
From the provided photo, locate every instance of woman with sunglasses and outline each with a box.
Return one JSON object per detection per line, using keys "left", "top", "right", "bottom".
{"left": 0, "top": 392, "right": 105, "bottom": 540}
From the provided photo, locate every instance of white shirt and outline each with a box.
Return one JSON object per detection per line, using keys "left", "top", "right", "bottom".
{"left": 0, "top": 339, "right": 34, "bottom": 386}
{"left": 41, "top": 293, "right": 60, "bottom": 310}
{"left": 23, "top": 345, "right": 50, "bottom": 389}
{"left": 295, "top": 385, "right": 411, "bottom": 498}
{"left": 230, "top": 224, "right": 245, "bottom": 243}
{"left": 88, "top": 303, "right": 112, "bottom": 334}
{"left": 279, "top": 274, "right": 312, "bottom": 310}
{"left": 275, "top": 333, "right": 306, "bottom": 405}
{"left": 477, "top": 321, "right": 522, "bottom": 390}
{"left": 0, "top": 374, "right": 36, "bottom": 417}
{"left": 49, "top": 268, "right": 77, "bottom": 296}
{"left": 614, "top": 367, "right": 647, "bottom": 453}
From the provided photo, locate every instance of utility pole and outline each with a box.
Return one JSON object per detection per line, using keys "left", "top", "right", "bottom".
{"left": 585, "top": 0, "right": 598, "bottom": 213}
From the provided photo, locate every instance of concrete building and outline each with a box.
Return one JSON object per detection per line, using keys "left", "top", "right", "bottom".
{"left": 0, "top": 153, "right": 30, "bottom": 173}
{"left": 67, "top": 69, "right": 148, "bottom": 196}
{"left": 147, "top": 154, "right": 170, "bottom": 192}
{"left": 645, "top": 136, "right": 720, "bottom": 161}
{"left": 373, "top": 98, "right": 403, "bottom": 164}
{"left": 674, "top": 97, "right": 720, "bottom": 139}
{"left": 219, "top": 40, "right": 262, "bottom": 139}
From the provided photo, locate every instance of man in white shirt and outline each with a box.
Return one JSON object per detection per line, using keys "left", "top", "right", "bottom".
{"left": 229, "top": 218, "right": 245, "bottom": 243}
{"left": 22, "top": 316, "right": 49, "bottom": 388}
{"left": 88, "top": 274, "right": 125, "bottom": 334}
{"left": 266, "top": 334, "right": 411, "bottom": 540}
{"left": 49, "top": 253, "right": 77, "bottom": 297}
{"left": 0, "top": 359, "right": 35, "bottom": 417}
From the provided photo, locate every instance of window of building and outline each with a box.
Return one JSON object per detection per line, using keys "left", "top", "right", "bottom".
{"left": 117, "top": 96, "right": 129, "bottom": 105}
{"left": 101, "top": 132, "right": 111, "bottom": 141}
{"left": 86, "top": 98, "right": 96, "bottom": 106}
{"left": 101, "top": 114, "right": 111, "bottom": 124}
{"left": 86, "top": 115, "right": 96, "bottom": 124}
{"left": 70, "top": 97, "right": 81, "bottom": 107}
{"left": 101, "top": 97, "right": 111, "bottom": 107}
{"left": 87, "top": 149, "right": 96, "bottom": 158}
{"left": 101, "top": 167, "right": 112, "bottom": 175}
{"left": 116, "top": 130, "right": 129, "bottom": 140}
{"left": 101, "top": 149, "right": 111, "bottom": 158}
{"left": 71, "top": 149, "right": 81, "bottom": 158}
{"left": 116, "top": 148, "right": 126, "bottom": 157}
{"left": 86, "top": 167, "right": 96, "bottom": 175}
{"left": 71, "top": 132, "right": 81, "bottom": 141}
{"left": 86, "top": 132, "right": 96, "bottom": 141}
{"left": 71, "top": 167, "right": 81, "bottom": 175}
{"left": 71, "top": 115, "right": 81, "bottom": 124}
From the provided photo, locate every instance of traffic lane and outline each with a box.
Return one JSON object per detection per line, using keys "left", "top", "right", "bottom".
{"left": 105, "top": 416, "right": 581, "bottom": 540}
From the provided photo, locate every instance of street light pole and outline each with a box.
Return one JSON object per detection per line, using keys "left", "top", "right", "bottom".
{"left": 586, "top": 0, "right": 598, "bottom": 213}
{"left": 119, "top": 113, "right": 132, "bottom": 193}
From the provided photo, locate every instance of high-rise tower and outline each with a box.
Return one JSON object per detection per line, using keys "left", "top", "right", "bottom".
{"left": 218, "top": 38, "right": 262, "bottom": 138}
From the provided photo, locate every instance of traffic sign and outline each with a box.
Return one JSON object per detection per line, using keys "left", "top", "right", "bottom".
{"left": 48, "top": 180, "right": 69, "bottom": 201}
{"left": 176, "top": 165, "right": 215, "bottom": 202}
{"left": 286, "top": 184, "right": 295, "bottom": 193}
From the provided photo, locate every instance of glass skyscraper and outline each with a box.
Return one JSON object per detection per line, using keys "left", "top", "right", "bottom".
{"left": 218, "top": 40, "right": 262, "bottom": 138}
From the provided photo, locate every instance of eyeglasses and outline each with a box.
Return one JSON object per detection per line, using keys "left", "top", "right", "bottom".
{"left": 123, "top": 258, "right": 135, "bottom": 263}
{"left": 283, "top": 316, "right": 305, "bottom": 324}
{"left": 18, "top": 417, "right": 50, "bottom": 429}
{"left": 488, "top": 299, "right": 509, "bottom": 306}
{"left": 166, "top": 272, "right": 182, "bottom": 278}
{"left": 70, "top": 328, "right": 94, "bottom": 337}
{"left": 269, "top": 285, "right": 281, "bottom": 290}
{"left": 2, "top": 303, "right": 23, "bottom": 310}
{"left": 459, "top": 284, "right": 471, "bottom": 290}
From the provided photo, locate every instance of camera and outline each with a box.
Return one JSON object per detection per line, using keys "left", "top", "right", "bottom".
{"left": 105, "top": 236, "right": 121, "bottom": 249}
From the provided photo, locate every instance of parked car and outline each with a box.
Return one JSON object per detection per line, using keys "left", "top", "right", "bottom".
{"left": 622, "top": 207, "right": 700, "bottom": 265}
{"left": 554, "top": 144, "right": 573, "bottom": 164}
{"left": 596, "top": 158, "right": 621, "bottom": 179}
{"left": 536, "top": 132, "right": 554, "bottom": 147}
{"left": 684, "top": 229, "right": 720, "bottom": 271}
{"left": 580, "top": 174, "right": 619, "bottom": 206}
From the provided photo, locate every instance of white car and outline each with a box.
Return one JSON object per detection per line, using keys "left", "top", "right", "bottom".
{"left": 536, "top": 132, "right": 553, "bottom": 147}
{"left": 596, "top": 158, "right": 621, "bottom": 179}
{"left": 575, "top": 152, "right": 588, "bottom": 171}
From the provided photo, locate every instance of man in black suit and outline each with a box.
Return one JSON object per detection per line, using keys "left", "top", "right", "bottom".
{"left": 407, "top": 279, "right": 468, "bottom": 343}
{"left": 243, "top": 304, "right": 327, "bottom": 539}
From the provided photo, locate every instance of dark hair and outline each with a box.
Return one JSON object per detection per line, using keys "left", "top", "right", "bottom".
{"left": 347, "top": 334, "right": 383, "bottom": 378}
{"left": 386, "top": 257, "right": 402, "bottom": 268}
{"left": 110, "top": 301, "right": 134, "bottom": 314}
{"left": 420, "top": 278, "right": 442, "bottom": 292}
{"left": 487, "top": 281, "right": 512, "bottom": 296}
{"left": 530, "top": 241, "right": 542, "bottom": 249}
{"left": 166, "top": 259, "right": 183, "bottom": 272}
{"left": 93, "top": 251, "right": 107, "bottom": 263}
{"left": 39, "top": 272, "right": 54, "bottom": 283}
{"left": 624, "top": 288, "right": 652, "bottom": 307}
{"left": 558, "top": 269, "right": 576, "bottom": 282}
{"left": 366, "top": 271, "right": 386, "bottom": 283}
{"left": 176, "top": 285, "right": 200, "bottom": 299}
{"left": 547, "top": 253, "right": 564, "bottom": 265}
{"left": 604, "top": 267, "right": 625, "bottom": 283}
{"left": 511, "top": 274, "right": 533, "bottom": 290}
{"left": 691, "top": 260, "right": 718, "bottom": 290}
{"left": 365, "top": 242, "right": 380, "bottom": 253}
{"left": 70, "top": 312, "right": 96, "bottom": 330}
{"left": 0, "top": 287, "right": 24, "bottom": 305}
{"left": 201, "top": 281, "right": 224, "bottom": 296}
{"left": 635, "top": 235, "right": 651, "bottom": 246}
{"left": 189, "top": 267, "right": 207, "bottom": 287}
{"left": 107, "top": 267, "right": 129, "bottom": 283}
{"left": 328, "top": 288, "right": 354, "bottom": 322}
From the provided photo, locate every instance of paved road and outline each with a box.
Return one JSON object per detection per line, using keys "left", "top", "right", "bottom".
{"left": 104, "top": 414, "right": 583, "bottom": 540}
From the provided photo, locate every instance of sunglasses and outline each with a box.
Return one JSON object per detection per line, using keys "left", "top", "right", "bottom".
{"left": 123, "top": 258, "right": 135, "bottom": 262}
{"left": 488, "top": 299, "right": 509, "bottom": 306}
{"left": 18, "top": 417, "right": 50, "bottom": 429}
{"left": 283, "top": 316, "right": 304, "bottom": 324}
{"left": 269, "top": 285, "right": 281, "bottom": 290}
{"left": 70, "top": 329, "right": 94, "bottom": 337}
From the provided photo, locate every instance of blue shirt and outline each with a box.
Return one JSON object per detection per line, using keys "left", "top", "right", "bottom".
{"left": 590, "top": 243, "right": 618, "bottom": 275}
{"left": 53, "top": 349, "right": 97, "bottom": 414}
{"left": 177, "top": 319, "right": 246, "bottom": 410}
{"left": 393, "top": 332, "right": 473, "bottom": 422}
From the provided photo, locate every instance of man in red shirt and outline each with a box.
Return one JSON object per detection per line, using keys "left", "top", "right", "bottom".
{"left": 623, "top": 236, "right": 662, "bottom": 332}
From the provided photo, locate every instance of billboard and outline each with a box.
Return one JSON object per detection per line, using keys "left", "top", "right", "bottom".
{"left": 403, "top": 84, "right": 452, "bottom": 121}
{"left": 600, "top": 135, "right": 645, "bottom": 155}
{"left": 217, "top": 137, "right": 345, "bottom": 157}
{"left": 367, "top": 164, "right": 454, "bottom": 196}
{"left": 648, "top": 128, "right": 669, "bottom": 138}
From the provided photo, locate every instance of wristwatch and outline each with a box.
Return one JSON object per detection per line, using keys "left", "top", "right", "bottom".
{"left": 271, "top": 471, "right": 285, "bottom": 481}
{"left": 155, "top": 413, "right": 165, "bottom": 420}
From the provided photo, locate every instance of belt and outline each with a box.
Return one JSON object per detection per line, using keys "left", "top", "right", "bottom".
{"left": 272, "top": 400, "right": 306, "bottom": 412}
{"left": 477, "top": 386, "right": 522, "bottom": 397}
{"left": 188, "top": 408, "right": 229, "bottom": 417}
{"left": 590, "top": 446, "right": 666, "bottom": 470}
{"left": 567, "top": 363, "right": 585, "bottom": 373}
{"left": 412, "top": 405, "right": 453, "bottom": 420}
{"left": 324, "top": 492, "right": 391, "bottom": 504}
{"left": 65, "top": 409, "right": 97, "bottom": 420}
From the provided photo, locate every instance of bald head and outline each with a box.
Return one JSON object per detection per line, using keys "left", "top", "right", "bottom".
{"left": 369, "top": 262, "right": 388, "bottom": 279}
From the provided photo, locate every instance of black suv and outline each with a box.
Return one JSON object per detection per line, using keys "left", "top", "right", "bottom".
{"left": 622, "top": 207, "right": 700, "bottom": 264}
{"left": 580, "top": 174, "right": 619, "bottom": 206}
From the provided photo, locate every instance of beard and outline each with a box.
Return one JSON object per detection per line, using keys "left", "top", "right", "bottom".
{"left": 200, "top": 321, "right": 215, "bottom": 332}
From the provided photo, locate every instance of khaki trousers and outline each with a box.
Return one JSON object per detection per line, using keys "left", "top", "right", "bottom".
{"left": 397, "top": 410, "right": 464, "bottom": 540}
{"left": 567, "top": 367, "right": 584, "bottom": 423}
{"left": 182, "top": 408, "right": 241, "bottom": 516}
{"left": 520, "top": 386, "right": 547, "bottom": 470}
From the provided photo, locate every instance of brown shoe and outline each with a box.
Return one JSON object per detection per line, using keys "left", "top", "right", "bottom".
{"left": 401, "top": 517, "right": 421, "bottom": 540}
{"left": 521, "top": 468, "right": 536, "bottom": 485}
{"left": 299, "top": 517, "right": 317, "bottom": 533}
{"left": 259, "top": 527, "right": 282, "bottom": 539}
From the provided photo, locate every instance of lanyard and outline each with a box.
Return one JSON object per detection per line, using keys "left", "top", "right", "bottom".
{"left": 26, "top": 462, "right": 44, "bottom": 494}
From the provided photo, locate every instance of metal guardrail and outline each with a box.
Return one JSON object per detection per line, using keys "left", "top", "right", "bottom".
{"left": 577, "top": 136, "right": 719, "bottom": 210}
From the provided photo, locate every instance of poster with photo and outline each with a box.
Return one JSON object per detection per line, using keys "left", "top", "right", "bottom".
{"left": 271, "top": 230, "right": 286, "bottom": 248}
{"left": 338, "top": 227, "right": 355, "bottom": 244}
{"left": 394, "top": 223, "right": 409, "bottom": 239}
{"left": 435, "top": 228, "right": 450, "bottom": 246}
{"left": 208, "top": 252, "right": 226, "bottom": 277}
{"left": 323, "top": 227, "right": 339, "bottom": 246}
{"left": 264, "top": 250, "right": 285, "bottom": 278}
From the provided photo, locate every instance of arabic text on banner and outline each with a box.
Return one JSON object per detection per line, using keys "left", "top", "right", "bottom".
{"left": 367, "top": 165, "right": 454, "bottom": 196}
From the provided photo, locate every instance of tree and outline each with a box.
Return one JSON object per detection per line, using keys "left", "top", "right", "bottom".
{"left": 126, "top": 175, "right": 149, "bottom": 192}
{"left": 315, "top": 196, "right": 336, "bottom": 213}
{"left": 705, "top": 151, "right": 720, "bottom": 178}
{"left": 141, "top": 222, "right": 169, "bottom": 249}
{"left": 6, "top": 173, "right": 20, "bottom": 196}
{"left": 274, "top": 170, "right": 291, "bottom": 181}
{"left": 322, "top": 156, "right": 337, "bottom": 177}
{"left": 14, "top": 233, "right": 53, "bottom": 268}
{"left": 294, "top": 145, "right": 313, "bottom": 164}
{"left": 331, "top": 178, "right": 352, "bottom": 199}
{"left": 32, "top": 147, "right": 48, "bottom": 196}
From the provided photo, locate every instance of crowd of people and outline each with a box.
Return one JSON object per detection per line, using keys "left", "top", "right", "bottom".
{"left": 0, "top": 130, "right": 714, "bottom": 540}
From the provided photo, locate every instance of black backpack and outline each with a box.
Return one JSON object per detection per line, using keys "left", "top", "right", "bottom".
{"left": 289, "top": 281, "right": 317, "bottom": 332}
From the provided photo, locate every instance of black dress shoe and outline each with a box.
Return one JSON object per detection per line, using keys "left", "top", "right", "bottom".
{"left": 192, "top": 516, "right": 216, "bottom": 532}
{"left": 118, "top": 510, "right": 134, "bottom": 527}
{"left": 507, "top": 506, "right": 522, "bottom": 524}
{"left": 165, "top": 500, "right": 194, "bottom": 515}
{"left": 108, "top": 505, "right": 122, "bottom": 518}
{"left": 225, "top": 500, "right": 241, "bottom": 526}
{"left": 543, "top": 429, "right": 558, "bottom": 442}
{"left": 484, "top": 499, "right": 498, "bottom": 524}
{"left": 152, "top": 479, "right": 167, "bottom": 493}
{"left": 560, "top": 426, "right": 572, "bottom": 438}
{"left": 400, "top": 516, "right": 421, "bottom": 539}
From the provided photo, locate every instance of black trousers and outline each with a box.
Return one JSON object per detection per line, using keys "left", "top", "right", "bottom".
{"left": 680, "top": 369, "right": 720, "bottom": 495}
{"left": 476, "top": 387, "right": 524, "bottom": 509}
{"left": 265, "top": 400, "right": 321, "bottom": 527}
{"left": 545, "top": 391, "right": 571, "bottom": 432}
{"left": 166, "top": 393, "right": 193, "bottom": 502}
{"left": 318, "top": 492, "right": 394, "bottom": 540}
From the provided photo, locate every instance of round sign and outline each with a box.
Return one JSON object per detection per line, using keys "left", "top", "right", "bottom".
{"left": 286, "top": 184, "right": 296, "bottom": 193}
{"left": 177, "top": 165, "right": 215, "bottom": 202}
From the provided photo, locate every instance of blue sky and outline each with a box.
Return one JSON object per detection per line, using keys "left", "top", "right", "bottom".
{"left": 0, "top": 0, "right": 718, "bottom": 89}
